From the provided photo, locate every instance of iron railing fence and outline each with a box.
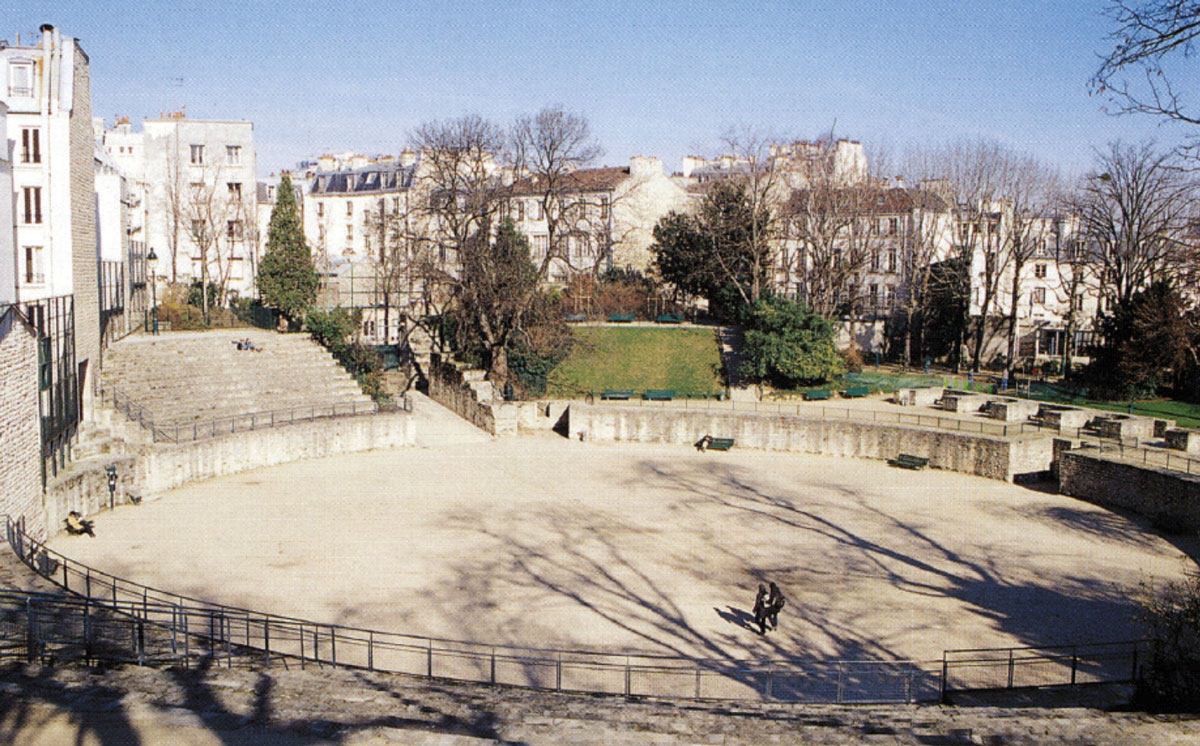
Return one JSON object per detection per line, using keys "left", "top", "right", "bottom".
{"left": 3, "top": 516, "right": 1147, "bottom": 704}
{"left": 941, "top": 641, "right": 1148, "bottom": 700}
{"left": 100, "top": 386, "right": 394, "bottom": 444}
{"left": 586, "top": 397, "right": 1042, "bottom": 439}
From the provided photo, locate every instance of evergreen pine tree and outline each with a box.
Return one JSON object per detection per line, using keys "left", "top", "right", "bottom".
{"left": 257, "top": 174, "right": 318, "bottom": 325}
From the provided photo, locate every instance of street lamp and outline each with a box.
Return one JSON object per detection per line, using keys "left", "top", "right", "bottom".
{"left": 105, "top": 464, "right": 118, "bottom": 510}
{"left": 146, "top": 248, "right": 159, "bottom": 335}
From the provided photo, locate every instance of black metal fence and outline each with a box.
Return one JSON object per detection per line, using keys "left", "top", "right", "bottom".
{"left": 101, "top": 387, "right": 391, "bottom": 444}
{"left": 3, "top": 515, "right": 1147, "bottom": 704}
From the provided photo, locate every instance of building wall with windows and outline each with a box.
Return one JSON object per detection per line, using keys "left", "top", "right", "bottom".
{"left": 103, "top": 117, "right": 257, "bottom": 299}
{"left": 0, "top": 102, "right": 13, "bottom": 305}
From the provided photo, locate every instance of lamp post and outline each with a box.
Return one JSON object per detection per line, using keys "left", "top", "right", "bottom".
{"left": 146, "top": 248, "right": 159, "bottom": 335}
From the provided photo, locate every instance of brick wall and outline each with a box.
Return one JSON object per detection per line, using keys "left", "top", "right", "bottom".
{"left": 1058, "top": 450, "right": 1200, "bottom": 532}
{"left": 69, "top": 41, "right": 99, "bottom": 418}
{"left": 0, "top": 309, "right": 45, "bottom": 539}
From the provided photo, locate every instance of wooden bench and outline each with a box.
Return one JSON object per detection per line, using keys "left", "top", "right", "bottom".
{"left": 609, "top": 313, "right": 635, "bottom": 323}
{"left": 803, "top": 389, "right": 832, "bottom": 401}
{"left": 564, "top": 313, "right": 587, "bottom": 322}
{"left": 601, "top": 389, "right": 634, "bottom": 400}
{"left": 644, "top": 389, "right": 675, "bottom": 401}
{"left": 888, "top": 454, "right": 929, "bottom": 470}
{"left": 708, "top": 437, "right": 735, "bottom": 451}
{"left": 842, "top": 385, "right": 870, "bottom": 398}
{"left": 655, "top": 313, "right": 683, "bottom": 324}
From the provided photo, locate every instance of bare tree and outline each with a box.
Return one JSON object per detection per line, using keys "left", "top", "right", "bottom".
{"left": 1077, "top": 142, "right": 1198, "bottom": 310}
{"left": 1092, "top": 1, "right": 1200, "bottom": 158}
{"left": 510, "top": 105, "right": 604, "bottom": 279}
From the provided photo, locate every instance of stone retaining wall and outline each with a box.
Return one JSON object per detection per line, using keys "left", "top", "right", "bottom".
{"left": 570, "top": 404, "right": 1052, "bottom": 481}
{"left": 44, "top": 413, "right": 415, "bottom": 532}
{"left": 0, "top": 309, "right": 45, "bottom": 540}
{"left": 1058, "top": 449, "right": 1200, "bottom": 532}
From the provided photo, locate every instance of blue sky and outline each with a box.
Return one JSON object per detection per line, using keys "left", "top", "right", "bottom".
{"left": 2, "top": 1, "right": 1191, "bottom": 178}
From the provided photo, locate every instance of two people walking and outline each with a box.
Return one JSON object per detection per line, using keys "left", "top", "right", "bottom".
{"left": 752, "top": 581, "right": 786, "bottom": 634}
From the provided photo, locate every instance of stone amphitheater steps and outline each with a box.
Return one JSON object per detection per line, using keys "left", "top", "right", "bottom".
{"left": 101, "top": 331, "right": 376, "bottom": 432}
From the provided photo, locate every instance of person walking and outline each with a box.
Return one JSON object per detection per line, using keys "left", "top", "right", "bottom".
{"left": 765, "top": 582, "right": 786, "bottom": 631}
{"left": 752, "top": 584, "right": 769, "bottom": 634}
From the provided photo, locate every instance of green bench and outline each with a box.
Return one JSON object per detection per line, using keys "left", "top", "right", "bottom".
{"left": 708, "top": 437, "right": 735, "bottom": 451}
{"left": 655, "top": 313, "right": 683, "bottom": 324}
{"left": 565, "top": 313, "right": 587, "bottom": 322}
{"left": 842, "top": 385, "right": 870, "bottom": 398}
{"left": 644, "top": 389, "right": 675, "bottom": 401}
{"left": 888, "top": 453, "right": 929, "bottom": 470}
{"left": 601, "top": 389, "right": 634, "bottom": 400}
{"left": 803, "top": 389, "right": 832, "bottom": 401}
{"left": 609, "top": 313, "right": 635, "bottom": 323}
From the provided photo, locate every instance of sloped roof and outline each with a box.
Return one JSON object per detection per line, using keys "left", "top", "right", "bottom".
{"left": 510, "top": 166, "right": 630, "bottom": 195}
{"left": 786, "top": 187, "right": 948, "bottom": 215}
{"left": 309, "top": 163, "right": 416, "bottom": 195}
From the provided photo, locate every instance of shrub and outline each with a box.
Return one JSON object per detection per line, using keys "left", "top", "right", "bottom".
{"left": 1136, "top": 573, "right": 1200, "bottom": 711}
{"left": 739, "top": 296, "right": 845, "bottom": 388}
{"left": 305, "top": 307, "right": 388, "bottom": 403}
{"left": 840, "top": 347, "right": 864, "bottom": 373}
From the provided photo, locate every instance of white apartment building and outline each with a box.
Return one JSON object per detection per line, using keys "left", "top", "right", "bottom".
{"left": 103, "top": 115, "right": 257, "bottom": 301}
{"left": 303, "top": 155, "right": 422, "bottom": 345}
{"left": 510, "top": 155, "right": 692, "bottom": 279}
{"left": 1, "top": 24, "right": 100, "bottom": 474}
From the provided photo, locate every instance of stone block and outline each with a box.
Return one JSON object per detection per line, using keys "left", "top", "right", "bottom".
{"left": 1095, "top": 415, "right": 1155, "bottom": 440}
{"left": 1038, "top": 404, "right": 1091, "bottom": 432}
{"left": 1165, "top": 429, "right": 1200, "bottom": 453}
{"left": 940, "top": 390, "right": 990, "bottom": 413}
{"left": 897, "top": 387, "right": 943, "bottom": 407}
{"left": 987, "top": 398, "right": 1039, "bottom": 422}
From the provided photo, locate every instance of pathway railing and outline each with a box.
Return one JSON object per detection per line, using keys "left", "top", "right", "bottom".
{"left": 101, "top": 387, "right": 396, "bottom": 444}
{"left": 941, "top": 641, "right": 1147, "bottom": 701}
{"left": 2, "top": 515, "right": 1145, "bottom": 704}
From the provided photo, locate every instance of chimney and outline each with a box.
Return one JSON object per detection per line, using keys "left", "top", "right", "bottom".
{"left": 629, "top": 155, "right": 662, "bottom": 180}
{"left": 399, "top": 149, "right": 417, "bottom": 168}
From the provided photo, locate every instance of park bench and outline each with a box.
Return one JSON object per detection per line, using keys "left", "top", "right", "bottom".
{"left": 842, "top": 385, "right": 870, "bottom": 398}
{"left": 564, "top": 313, "right": 587, "bottom": 322}
{"left": 609, "top": 313, "right": 635, "bottom": 323}
{"left": 601, "top": 389, "right": 634, "bottom": 400}
{"left": 888, "top": 453, "right": 929, "bottom": 470}
{"left": 644, "top": 389, "right": 675, "bottom": 401}
{"left": 803, "top": 389, "right": 832, "bottom": 401}
{"left": 655, "top": 313, "right": 683, "bottom": 324}
{"left": 708, "top": 437, "right": 735, "bottom": 451}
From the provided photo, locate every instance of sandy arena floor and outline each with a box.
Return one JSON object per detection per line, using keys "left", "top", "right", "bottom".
{"left": 48, "top": 426, "right": 1195, "bottom": 667}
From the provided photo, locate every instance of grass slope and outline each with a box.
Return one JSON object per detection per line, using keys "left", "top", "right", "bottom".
{"left": 546, "top": 327, "right": 723, "bottom": 397}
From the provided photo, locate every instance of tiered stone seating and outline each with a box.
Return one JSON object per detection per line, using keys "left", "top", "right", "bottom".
{"left": 101, "top": 330, "right": 375, "bottom": 433}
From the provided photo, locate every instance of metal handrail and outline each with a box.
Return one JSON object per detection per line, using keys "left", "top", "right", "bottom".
{"left": 100, "top": 386, "right": 391, "bottom": 444}
{"left": 2, "top": 515, "right": 1147, "bottom": 703}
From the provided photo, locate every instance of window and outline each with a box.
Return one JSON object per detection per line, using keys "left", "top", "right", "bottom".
{"left": 317, "top": 201, "right": 325, "bottom": 217}
{"left": 22, "top": 246, "right": 44, "bottom": 284}
{"left": 226, "top": 145, "right": 242, "bottom": 165}
{"left": 600, "top": 195, "right": 610, "bottom": 220}
{"left": 869, "top": 283, "right": 879, "bottom": 307}
{"left": 346, "top": 224, "right": 354, "bottom": 241}
{"left": 887, "top": 249, "right": 897, "bottom": 273}
{"left": 227, "top": 182, "right": 242, "bottom": 198}
{"left": 267, "top": 185, "right": 276, "bottom": 201}
{"left": 189, "top": 182, "right": 204, "bottom": 199}
{"left": 887, "top": 217, "right": 898, "bottom": 235}
{"left": 20, "top": 128, "right": 41, "bottom": 163}
{"left": 21, "top": 186, "right": 42, "bottom": 224}
{"left": 1032, "top": 287, "right": 1046, "bottom": 304}
{"left": 517, "top": 200, "right": 525, "bottom": 221}
{"left": 885, "top": 286, "right": 896, "bottom": 308}
{"left": 870, "top": 251, "right": 880, "bottom": 271}
{"left": 393, "top": 196, "right": 401, "bottom": 213}
{"left": 532, "top": 234, "right": 549, "bottom": 255}
{"left": 346, "top": 201, "right": 353, "bottom": 217}
{"left": 189, "top": 144, "right": 205, "bottom": 165}
{"left": 191, "top": 219, "right": 205, "bottom": 238}
{"left": 534, "top": 200, "right": 544, "bottom": 220}
{"left": 8, "top": 60, "right": 33, "bottom": 97}
{"left": 226, "top": 220, "right": 243, "bottom": 240}
{"left": 1034, "top": 263, "right": 1047, "bottom": 279}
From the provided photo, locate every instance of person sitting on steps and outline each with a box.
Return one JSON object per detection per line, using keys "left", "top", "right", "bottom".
{"left": 64, "top": 511, "right": 95, "bottom": 537}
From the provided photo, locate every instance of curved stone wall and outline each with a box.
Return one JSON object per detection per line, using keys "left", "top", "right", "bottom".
{"left": 44, "top": 412, "right": 414, "bottom": 533}
{"left": 570, "top": 403, "right": 1053, "bottom": 481}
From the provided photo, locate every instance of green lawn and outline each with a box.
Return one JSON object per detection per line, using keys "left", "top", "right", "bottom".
{"left": 546, "top": 327, "right": 723, "bottom": 398}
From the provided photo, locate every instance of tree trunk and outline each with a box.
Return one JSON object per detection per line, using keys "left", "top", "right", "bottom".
{"left": 1005, "top": 267, "right": 1021, "bottom": 379}
{"left": 487, "top": 344, "right": 509, "bottom": 385}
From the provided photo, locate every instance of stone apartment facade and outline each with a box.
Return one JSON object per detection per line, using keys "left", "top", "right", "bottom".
{"left": 103, "top": 115, "right": 258, "bottom": 301}
{"left": 1, "top": 24, "right": 99, "bottom": 478}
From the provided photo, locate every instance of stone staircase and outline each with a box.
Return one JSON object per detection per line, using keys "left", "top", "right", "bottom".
{"left": 100, "top": 330, "right": 375, "bottom": 432}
